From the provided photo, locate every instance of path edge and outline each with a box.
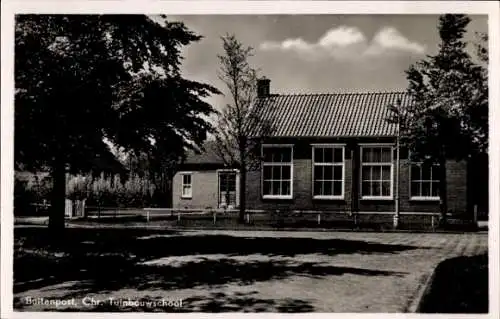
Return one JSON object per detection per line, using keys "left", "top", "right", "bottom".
{"left": 407, "top": 267, "right": 438, "bottom": 312}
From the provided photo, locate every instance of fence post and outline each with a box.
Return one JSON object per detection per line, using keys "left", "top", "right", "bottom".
{"left": 473, "top": 205, "right": 478, "bottom": 223}
{"left": 147, "top": 210, "right": 150, "bottom": 222}
{"left": 213, "top": 212, "right": 216, "bottom": 225}
{"left": 431, "top": 215, "right": 435, "bottom": 230}
{"left": 317, "top": 213, "right": 321, "bottom": 225}
{"left": 246, "top": 213, "right": 250, "bottom": 224}
{"left": 177, "top": 212, "right": 181, "bottom": 222}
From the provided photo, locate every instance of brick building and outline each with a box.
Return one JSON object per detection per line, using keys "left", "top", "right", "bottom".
{"left": 173, "top": 78, "right": 484, "bottom": 219}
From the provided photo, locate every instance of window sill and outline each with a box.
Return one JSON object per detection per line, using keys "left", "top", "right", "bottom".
{"left": 313, "top": 196, "right": 345, "bottom": 200}
{"left": 181, "top": 196, "right": 192, "bottom": 200}
{"left": 360, "top": 196, "right": 393, "bottom": 201}
{"left": 410, "top": 197, "right": 440, "bottom": 202}
{"left": 262, "top": 195, "right": 293, "bottom": 200}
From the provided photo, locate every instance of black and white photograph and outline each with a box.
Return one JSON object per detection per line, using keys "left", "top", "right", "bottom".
{"left": 1, "top": 1, "right": 498, "bottom": 316}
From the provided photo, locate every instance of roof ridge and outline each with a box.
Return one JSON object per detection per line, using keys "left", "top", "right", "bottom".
{"left": 265, "top": 90, "right": 408, "bottom": 97}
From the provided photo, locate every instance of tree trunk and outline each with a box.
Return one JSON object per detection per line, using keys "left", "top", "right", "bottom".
{"left": 48, "top": 157, "right": 66, "bottom": 236}
{"left": 438, "top": 155, "right": 448, "bottom": 225}
{"left": 239, "top": 166, "right": 246, "bottom": 223}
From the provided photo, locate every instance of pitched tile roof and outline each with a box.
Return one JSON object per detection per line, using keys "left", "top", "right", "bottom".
{"left": 183, "top": 140, "right": 224, "bottom": 165}
{"left": 249, "top": 92, "right": 411, "bottom": 137}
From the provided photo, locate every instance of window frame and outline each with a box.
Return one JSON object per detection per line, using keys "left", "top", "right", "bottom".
{"left": 311, "top": 144, "right": 345, "bottom": 200}
{"left": 180, "top": 172, "right": 193, "bottom": 199}
{"left": 216, "top": 169, "right": 240, "bottom": 207}
{"left": 261, "top": 144, "right": 294, "bottom": 199}
{"left": 409, "top": 161, "right": 441, "bottom": 201}
{"left": 359, "top": 144, "right": 394, "bottom": 200}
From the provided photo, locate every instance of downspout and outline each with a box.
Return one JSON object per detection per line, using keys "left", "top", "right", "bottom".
{"left": 393, "top": 105, "right": 401, "bottom": 229}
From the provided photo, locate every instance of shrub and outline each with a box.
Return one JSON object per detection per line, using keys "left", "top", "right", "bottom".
{"left": 66, "top": 172, "right": 155, "bottom": 208}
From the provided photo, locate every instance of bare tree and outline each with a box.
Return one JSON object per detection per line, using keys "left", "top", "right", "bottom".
{"left": 213, "top": 34, "right": 273, "bottom": 222}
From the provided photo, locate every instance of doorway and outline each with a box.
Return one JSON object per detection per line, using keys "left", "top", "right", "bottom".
{"left": 218, "top": 170, "right": 237, "bottom": 209}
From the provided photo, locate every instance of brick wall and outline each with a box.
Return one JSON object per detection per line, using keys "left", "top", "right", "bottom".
{"left": 446, "top": 160, "right": 467, "bottom": 214}
{"left": 245, "top": 141, "right": 468, "bottom": 213}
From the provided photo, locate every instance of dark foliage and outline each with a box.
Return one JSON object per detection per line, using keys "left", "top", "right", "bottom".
{"left": 418, "top": 253, "right": 488, "bottom": 313}
{"left": 15, "top": 15, "right": 220, "bottom": 230}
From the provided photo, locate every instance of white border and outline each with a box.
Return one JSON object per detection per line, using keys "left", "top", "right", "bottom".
{"left": 1, "top": 2, "right": 499, "bottom": 319}
{"left": 408, "top": 162, "right": 441, "bottom": 201}
{"left": 360, "top": 144, "right": 394, "bottom": 200}
{"left": 179, "top": 172, "right": 193, "bottom": 199}
{"left": 311, "top": 144, "right": 345, "bottom": 200}
{"left": 216, "top": 169, "right": 240, "bottom": 208}
{"left": 261, "top": 144, "right": 294, "bottom": 199}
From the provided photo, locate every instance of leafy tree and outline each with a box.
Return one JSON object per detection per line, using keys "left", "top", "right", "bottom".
{"left": 213, "top": 34, "right": 274, "bottom": 222}
{"left": 388, "top": 14, "right": 488, "bottom": 223}
{"left": 15, "top": 15, "right": 219, "bottom": 233}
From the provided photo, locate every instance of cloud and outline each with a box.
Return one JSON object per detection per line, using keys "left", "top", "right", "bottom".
{"left": 259, "top": 25, "right": 426, "bottom": 60}
{"left": 366, "top": 27, "right": 426, "bottom": 55}
{"left": 318, "top": 26, "right": 366, "bottom": 47}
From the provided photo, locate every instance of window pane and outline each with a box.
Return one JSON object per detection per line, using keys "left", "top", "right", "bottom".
{"left": 411, "top": 181, "right": 421, "bottom": 197}
{"left": 431, "top": 182, "right": 440, "bottom": 197}
{"left": 272, "top": 166, "right": 281, "bottom": 180}
{"left": 183, "top": 174, "right": 191, "bottom": 184}
{"left": 263, "top": 149, "right": 274, "bottom": 162}
{"left": 282, "top": 166, "right": 291, "bottom": 179}
{"left": 324, "top": 166, "right": 333, "bottom": 180}
{"left": 362, "top": 181, "right": 371, "bottom": 196}
{"left": 382, "top": 181, "right": 391, "bottom": 196}
{"left": 333, "top": 181, "right": 342, "bottom": 196}
{"left": 372, "top": 166, "right": 381, "bottom": 180}
{"left": 324, "top": 181, "right": 332, "bottom": 195}
{"left": 222, "top": 173, "right": 236, "bottom": 192}
{"left": 373, "top": 182, "right": 381, "bottom": 197}
{"left": 333, "top": 148, "right": 343, "bottom": 163}
{"left": 314, "top": 181, "right": 322, "bottom": 196}
{"left": 314, "top": 166, "right": 323, "bottom": 180}
{"left": 372, "top": 148, "right": 382, "bottom": 162}
{"left": 333, "top": 166, "right": 343, "bottom": 180}
{"left": 281, "top": 148, "right": 292, "bottom": 162}
{"left": 282, "top": 181, "right": 291, "bottom": 196}
{"left": 410, "top": 165, "right": 421, "bottom": 181}
{"left": 182, "top": 185, "right": 191, "bottom": 196}
{"left": 263, "top": 147, "right": 292, "bottom": 163}
{"left": 422, "top": 165, "right": 431, "bottom": 180}
{"left": 382, "top": 166, "right": 391, "bottom": 181}
{"left": 271, "top": 181, "right": 280, "bottom": 195}
{"left": 314, "top": 147, "right": 323, "bottom": 162}
{"left": 362, "top": 166, "right": 372, "bottom": 181}
{"left": 263, "top": 181, "right": 271, "bottom": 195}
{"left": 316, "top": 181, "right": 324, "bottom": 196}
{"left": 362, "top": 148, "right": 373, "bottom": 162}
{"left": 220, "top": 176, "right": 227, "bottom": 192}
{"left": 422, "top": 181, "right": 431, "bottom": 197}
{"left": 324, "top": 148, "right": 333, "bottom": 163}
{"left": 431, "top": 165, "right": 440, "bottom": 181}
{"left": 381, "top": 147, "right": 392, "bottom": 162}
{"left": 263, "top": 166, "right": 272, "bottom": 180}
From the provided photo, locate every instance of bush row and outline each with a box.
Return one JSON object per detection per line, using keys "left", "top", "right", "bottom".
{"left": 67, "top": 173, "right": 156, "bottom": 207}
{"left": 15, "top": 173, "right": 158, "bottom": 214}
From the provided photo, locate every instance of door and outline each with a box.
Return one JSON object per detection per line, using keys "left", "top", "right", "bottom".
{"left": 218, "top": 171, "right": 237, "bottom": 209}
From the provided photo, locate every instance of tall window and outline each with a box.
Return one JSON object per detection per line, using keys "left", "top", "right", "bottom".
{"left": 262, "top": 145, "right": 293, "bottom": 198}
{"left": 181, "top": 173, "right": 192, "bottom": 198}
{"left": 312, "top": 145, "right": 344, "bottom": 199}
{"left": 410, "top": 162, "right": 440, "bottom": 199}
{"left": 361, "top": 146, "right": 393, "bottom": 199}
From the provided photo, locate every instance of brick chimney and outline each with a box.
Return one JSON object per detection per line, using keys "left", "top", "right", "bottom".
{"left": 257, "top": 77, "right": 271, "bottom": 98}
